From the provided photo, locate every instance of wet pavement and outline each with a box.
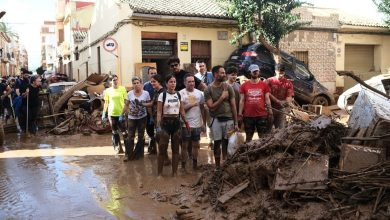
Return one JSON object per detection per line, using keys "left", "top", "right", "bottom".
{"left": 0, "top": 133, "right": 215, "bottom": 219}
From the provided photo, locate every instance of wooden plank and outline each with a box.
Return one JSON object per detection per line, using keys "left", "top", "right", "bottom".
{"left": 218, "top": 180, "right": 250, "bottom": 204}
{"left": 273, "top": 155, "right": 329, "bottom": 190}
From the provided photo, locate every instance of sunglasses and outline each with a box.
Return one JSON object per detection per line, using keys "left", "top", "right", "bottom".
{"left": 170, "top": 63, "right": 179, "bottom": 68}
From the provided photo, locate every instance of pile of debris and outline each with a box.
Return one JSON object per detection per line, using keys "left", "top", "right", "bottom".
{"left": 47, "top": 108, "right": 110, "bottom": 135}
{"left": 184, "top": 117, "right": 389, "bottom": 220}
{"left": 44, "top": 74, "right": 111, "bottom": 135}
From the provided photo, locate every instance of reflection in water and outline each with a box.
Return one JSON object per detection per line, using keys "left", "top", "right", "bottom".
{"left": 106, "top": 184, "right": 121, "bottom": 216}
{"left": 0, "top": 133, "right": 216, "bottom": 219}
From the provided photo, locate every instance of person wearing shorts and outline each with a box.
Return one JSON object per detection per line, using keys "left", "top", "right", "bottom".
{"left": 180, "top": 73, "right": 205, "bottom": 170}
{"left": 204, "top": 66, "right": 239, "bottom": 168}
{"left": 239, "top": 64, "right": 273, "bottom": 143}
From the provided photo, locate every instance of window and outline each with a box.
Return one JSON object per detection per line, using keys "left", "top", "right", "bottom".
{"left": 294, "top": 51, "right": 309, "bottom": 67}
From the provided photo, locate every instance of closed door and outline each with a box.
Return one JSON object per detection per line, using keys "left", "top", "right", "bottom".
{"left": 191, "top": 40, "right": 211, "bottom": 70}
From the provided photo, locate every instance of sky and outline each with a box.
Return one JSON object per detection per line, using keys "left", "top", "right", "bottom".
{"left": 0, "top": 0, "right": 385, "bottom": 72}
{"left": 0, "top": 0, "right": 56, "bottom": 71}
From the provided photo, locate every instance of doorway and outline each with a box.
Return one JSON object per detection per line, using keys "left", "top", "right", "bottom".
{"left": 191, "top": 40, "right": 211, "bottom": 71}
{"left": 141, "top": 32, "right": 177, "bottom": 77}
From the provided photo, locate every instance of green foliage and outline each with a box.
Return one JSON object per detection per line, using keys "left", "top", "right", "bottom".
{"left": 220, "top": 0, "right": 308, "bottom": 50}
{"left": 374, "top": 0, "right": 390, "bottom": 27}
{"left": 0, "top": 22, "right": 19, "bottom": 39}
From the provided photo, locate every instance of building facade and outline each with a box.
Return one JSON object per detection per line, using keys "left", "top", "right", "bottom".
{"left": 40, "top": 21, "right": 57, "bottom": 71}
{"left": 73, "top": 0, "right": 238, "bottom": 87}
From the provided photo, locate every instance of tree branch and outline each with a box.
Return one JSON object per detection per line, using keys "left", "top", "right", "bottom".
{"left": 337, "top": 71, "right": 390, "bottom": 99}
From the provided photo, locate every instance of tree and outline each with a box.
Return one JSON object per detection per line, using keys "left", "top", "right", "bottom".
{"left": 220, "top": 0, "right": 308, "bottom": 62}
{"left": 0, "top": 22, "right": 19, "bottom": 39}
{"left": 373, "top": 0, "right": 390, "bottom": 27}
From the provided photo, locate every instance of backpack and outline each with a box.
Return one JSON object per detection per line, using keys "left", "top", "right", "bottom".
{"left": 162, "top": 91, "right": 181, "bottom": 115}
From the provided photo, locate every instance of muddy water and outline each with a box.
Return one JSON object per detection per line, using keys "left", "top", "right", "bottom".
{"left": 0, "top": 133, "right": 214, "bottom": 219}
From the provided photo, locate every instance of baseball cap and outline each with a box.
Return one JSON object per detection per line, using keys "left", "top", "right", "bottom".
{"left": 248, "top": 64, "right": 260, "bottom": 73}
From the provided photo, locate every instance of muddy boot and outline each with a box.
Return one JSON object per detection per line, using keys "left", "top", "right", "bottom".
{"left": 133, "top": 139, "right": 145, "bottom": 160}
{"left": 148, "top": 138, "right": 157, "bottom": 155}
{"left": 123, "top": 140, "right": 134, "bottom": 162}
{"left": 215, "top": 157, "right": 221, "bottom": 169}
{"left": 164, "top": 155, "right": 171, "bottom": 166}
{"left": 112, "top": 133, "right": 120, "bottom": 153}
{"left": 172, "top": 153, "right": 179, "bottom": 177}
{"left": 192, "top": 159, "right": 198, "bottom": 170}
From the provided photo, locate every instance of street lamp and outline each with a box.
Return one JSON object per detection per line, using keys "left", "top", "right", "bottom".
{"left": 0, "top": 11, "right": 6, "bottom": 19}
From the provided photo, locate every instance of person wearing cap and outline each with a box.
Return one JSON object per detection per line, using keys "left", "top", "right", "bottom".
{"left": 267, "top": 64, "right": 294, "bottom": 129}
{"left": 122, "top": 76, "right": 151, "bottom": 161}
{"left": 238, "top": 64, "right": 272, "bottom": 143}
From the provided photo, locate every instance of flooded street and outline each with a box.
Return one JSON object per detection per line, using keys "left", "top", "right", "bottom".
{"left": 0, "top": 133, "right": 214, "bottom": 219}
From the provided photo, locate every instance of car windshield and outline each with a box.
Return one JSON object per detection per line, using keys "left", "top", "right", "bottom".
{"left": 295, "top": 63, "right": 311, "bottom": 80}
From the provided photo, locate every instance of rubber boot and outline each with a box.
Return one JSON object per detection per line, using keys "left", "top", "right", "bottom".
{"left": 123, "top": 140, "right": 134, "bottom": 162}
{"left": 148, "top": 138, "right": 157, "bottom": 154}
{"left": 192, "top": 159, "right": 198, "bottom": 170}
{"left": 172, "top": 153, "right": 179, "bottom": 177}
{"left": 112, "top": 133, "right": 120, "bottom": 153}
{"left": 134, "top": 139, "right": 145, "bottom": 160}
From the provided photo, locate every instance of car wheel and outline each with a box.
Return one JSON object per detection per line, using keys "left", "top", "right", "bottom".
{"left": 312, "top": 95, "right": 329, "bottom": 106}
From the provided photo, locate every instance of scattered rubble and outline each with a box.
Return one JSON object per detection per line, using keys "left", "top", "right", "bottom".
{"left": 177, "top": 116, "right": 389, "bottom": 220}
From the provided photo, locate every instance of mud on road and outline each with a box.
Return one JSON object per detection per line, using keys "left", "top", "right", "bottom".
{"left": 0, "top": 133, "right": 213, "bottom": 219}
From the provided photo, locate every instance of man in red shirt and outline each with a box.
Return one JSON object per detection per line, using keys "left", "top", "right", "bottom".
{"left": 267, "top": 64, "right": 294, "bottom": 128}
{"left": 238, "top": 64, "right": 272, "bottom": 142}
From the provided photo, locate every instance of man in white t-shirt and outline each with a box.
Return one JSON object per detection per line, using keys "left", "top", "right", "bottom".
{"left": 179, "top": 73, "right": 205, "bottom": 170}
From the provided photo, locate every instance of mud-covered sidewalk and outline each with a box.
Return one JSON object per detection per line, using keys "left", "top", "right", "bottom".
{"left": 0, "top": 133, "right": 212, "bottom": 219}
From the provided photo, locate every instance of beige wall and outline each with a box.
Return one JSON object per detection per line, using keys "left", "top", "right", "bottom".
{"left": 77, "top": 23, "right": 237, "bottom": 87}
{"left": 335, "top": 33, "right": 390, "bottom": 88}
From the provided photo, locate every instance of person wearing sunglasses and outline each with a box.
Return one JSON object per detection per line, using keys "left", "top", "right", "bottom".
{"left": 167, "top": 57, "right": 206, "bottom": 91}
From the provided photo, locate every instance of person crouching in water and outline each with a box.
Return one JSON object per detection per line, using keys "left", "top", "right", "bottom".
{"left": 156, "top": 74, "right": 190, "bottom": 177}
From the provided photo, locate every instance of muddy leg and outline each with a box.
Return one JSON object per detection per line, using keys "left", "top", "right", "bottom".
{"left": 157, "top": 130, "right": 169, "bottom": 176}
{"left": 213, "top": 140, "right": 222, "bottom": 168}
{"left": 192, "top": 140, "right": 200, "bottom": 170}
{"left": 221, "top": 139, "right": 228, "bottom": 160}
{"left": 171, "top": 130, "right": 181, "bottom": 176}
{"left": 181, "top": 140, "right": 189, "bottom": 171}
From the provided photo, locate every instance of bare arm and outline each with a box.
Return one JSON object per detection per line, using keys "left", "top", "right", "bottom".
{"left": 206, "top": 90, "right": 228, "bottom": 110}
{"left": 200, "top": 104, "right": 206, "bottom": 128}
{"left": 2, "top": 86, "right": 12, "bottom": 99}
{"left": 238, "top": 93, "right": 245, "bottom": 116}
{"left": 103, "top": 100, "right": 109, "bottom": 113}
{"left": 230, "top": 96, "right": 238, "bottom": 126}
{"left": 197, "top": 82, "right": 207, "bottom": 91}
{"left": 179, "top": 103, "right": 188, "bottom": 123}
{"left": 156, "top": 101, "right": 163, "bottom": 127}
{"left": 269, "top": 93, "right": 280, "bottom": 104}
{"left": 265, "top": 92, "right": 273, "bottom": 115}
{"left": 122, "top": 100, "right": 130, "bottom": 115}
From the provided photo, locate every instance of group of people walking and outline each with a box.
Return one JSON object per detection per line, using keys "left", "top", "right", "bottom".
{"left": 1, "top": 68, "right": 43, "bottom": 135}
{"left": 102, "top": 57, "right": 294, "bottom": 177}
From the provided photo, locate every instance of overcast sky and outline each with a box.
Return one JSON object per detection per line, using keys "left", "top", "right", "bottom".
{"left": 0, "top": 0, "right": 385, "bottom": 72}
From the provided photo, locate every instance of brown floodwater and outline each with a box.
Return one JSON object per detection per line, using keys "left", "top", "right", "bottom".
{"left": 0, "top": 133, "right": 215, "bottom": 219}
